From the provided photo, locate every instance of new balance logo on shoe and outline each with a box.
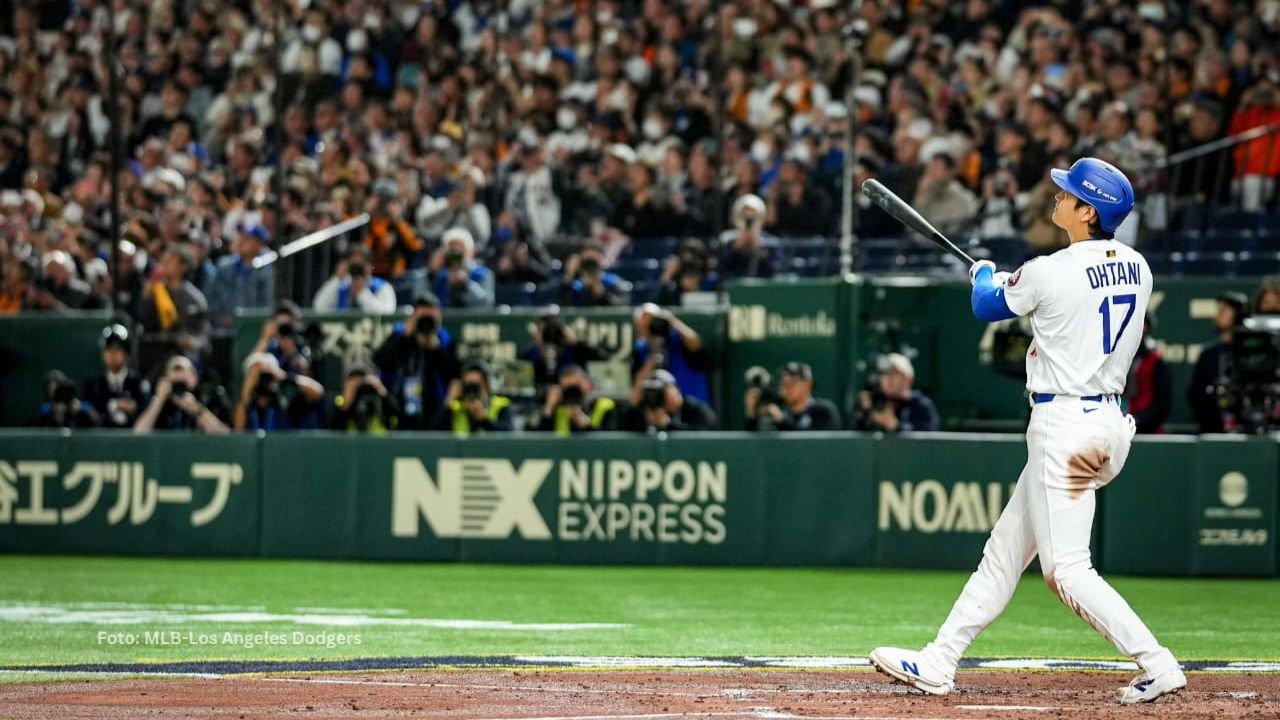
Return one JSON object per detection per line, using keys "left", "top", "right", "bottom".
{"left": 901, "top": 660, "right": 920, "bottom": 676}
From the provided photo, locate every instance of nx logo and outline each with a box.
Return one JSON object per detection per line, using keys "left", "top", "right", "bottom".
{"left": 392, "top": 458, "right": 553, "bottom": 540}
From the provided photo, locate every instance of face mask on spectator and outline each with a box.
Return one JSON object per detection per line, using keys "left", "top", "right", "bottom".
{"left": 302, "top": 24, "right": 322, "bottom": 42}
{"left": 399, "top": 6, "right": 420, "bottom": 29}
{"left": 347, "top": 29, "right": 368, "bottom": 53}
{"left": 363, "top": 12, "right": 383, "bottom": 30}
{"left": 750, "top": 139, "right": 774, "bottom": 165}
{"left": 556, "top": 108, "right": 577, "bottom": 130}
{"left": 643, "top": 118, "right": 664, "bottom": 140}
{"left": 790, "top": 142, "right": 812, "bottom": 164}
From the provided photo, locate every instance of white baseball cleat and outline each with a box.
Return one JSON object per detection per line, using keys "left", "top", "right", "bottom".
{"left": 868, "top": 646, "right": 955, "bottom": 696}
{"left": 1117, "top": 667, "right": 1186, "bottom": 704}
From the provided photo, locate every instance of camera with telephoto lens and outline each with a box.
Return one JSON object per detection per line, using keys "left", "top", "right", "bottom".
{"left": 1225, "top": 316, "right": 1280, "bottom": 433}
{"left": 351, "top": 383, "right": 384, "bottom": 431}
{"left": 253, "top": 372, "right": 279, "bottom": 400}
{"left": 415, "top": 313, "right": 438, "bottom": 339}
{"left": 642, "top": 381, "right": 667, "bottom": 410}
{"left": 648, "top": 313, "right": 671, "bottom": 339}
{"left": 579, "top": 256, "right": 602, "bottom": 276}
{"left": 461, "top": 381, "right": 485, "bottom": 402}
{"left": 539, "top": 315, "right": 565, "bottom": 348}
{"left": 744, "top": 365, "right": 780, "bottom": 407}
{"left": 561, "top": 384, "right": 585, "bottom": 406}
{"left": 45, "top": 373, "right": 77, "bottom": 405}
{"left": 169, "top": 380, "right": 190, "bottom": 397}
{"left": 444, "top": 248, "right": 465, "bottom": 270}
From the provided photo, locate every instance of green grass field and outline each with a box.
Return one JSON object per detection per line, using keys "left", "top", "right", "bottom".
{"left": 0, "top": 555, "right": 1277, "bottom": 666}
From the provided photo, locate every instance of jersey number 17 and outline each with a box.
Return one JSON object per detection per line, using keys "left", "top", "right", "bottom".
{"left": 1098, "top": 293, "right": 1138, "bottom": 354}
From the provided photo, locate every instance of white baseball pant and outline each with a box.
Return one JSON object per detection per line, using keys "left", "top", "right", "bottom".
{"left": 921, "top": 396, "right": 1179, "bottom": 679}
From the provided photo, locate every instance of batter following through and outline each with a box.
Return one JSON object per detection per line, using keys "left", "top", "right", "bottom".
{"left": 869, "top": 157, "right": 1186, "bottom": 704}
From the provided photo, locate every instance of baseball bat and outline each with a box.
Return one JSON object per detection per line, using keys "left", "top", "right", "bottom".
{"left": 860, "top": 179, "right": 977, "bottom": 266}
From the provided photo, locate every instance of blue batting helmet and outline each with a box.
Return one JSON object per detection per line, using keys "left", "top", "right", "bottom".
{"left": 1049, "top": 157, "right": 1134, "bottom": 233}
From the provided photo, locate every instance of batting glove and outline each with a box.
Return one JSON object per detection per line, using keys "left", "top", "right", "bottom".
{"left": 968, "top": 260, "right": 996, "bottom": 287}
{"left": 992, "top": 271, "right": 1012, "bottom": 287}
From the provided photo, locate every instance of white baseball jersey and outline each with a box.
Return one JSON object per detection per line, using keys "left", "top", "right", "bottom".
{"left": 1002, "top": 240, "right": 1152, "bottom": 396}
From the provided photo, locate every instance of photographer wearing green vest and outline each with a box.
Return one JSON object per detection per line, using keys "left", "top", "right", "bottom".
{"left": 536, "top": 364, "right": 618, "bottom": 435}
{"left": 432, "top": 359, "right": 512, "bottom": 436}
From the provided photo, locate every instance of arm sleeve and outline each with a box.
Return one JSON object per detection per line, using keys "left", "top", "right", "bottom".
{"left": 970, "top": 266, "right": 1018, "bottom": 322}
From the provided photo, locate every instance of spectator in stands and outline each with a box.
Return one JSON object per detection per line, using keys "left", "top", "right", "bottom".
{"left": 560, "top": 240, "right": 627, "bottom": 307}
{"left": 768, "top": 158, "right": 834, "bottom": 237}
{"left": 30, "top": 250, "right": 96, "bottom": 310}
{"left": 504, "top": 134, "right": 561, "bottom": 243}
{"left": 674, "top": 141, "right": 723, "bottom": 237}
{"left": 1255, "top": 279, "right": 1280, "bottom": 314}
{"left": 1127, "top": 315, "right": 1172, "bottom": 434}
{"left": 914, "top": 154, "right": 979, "bottom": 238}
{"left": 656, "top": 239, "right": 715, "bottom": 306}
{"left": 1229, "top": 75, "right": 1280, "bottom": 211}
{"left": 364, "top": 180, "right": 422, "bottom": 281}
{"left": 429, "top": 228, "right": 495, "bottom": 308}
{"left": 432, "top": 359, "right": 512, "bottom": 436}
{"left": 624, "top": 369, "right": 717, "bottom": 433}
{"left": 522, "top": 312, "right": 603, "bottom": 389}
{"left": 133, "top": 355, "right": 230, "bottom": 434}
{"left": 373, "top": 293, "right": 459, "bottom": 431}
{"left": 745, "top": 362, "right": 842, "bottom": 432}
{"left": 0, "top": 256, "right": 34, "bottom": 314}
{"left": 33, "top": 370, "right": 100, "bottom": 429}
{"left": 328, "top": 363, "right": 399, "bottom": 434}
{"left": 207, "top": 224, "right": 275, "bottom": 328}
{"left": 313, "top": 247, "right": 398, "bottom": 314}
{"left": 1188, "top": 292, "right": 1249, "bottom": 433}
{"left": 134, "top": 244, "right": 209, "bottom": 357}
{"left": 720, "top": 194, "right": 777, "bottom": 280}
{"left": 631, "top": 303, "right": 710, "bottom": 405}
{"left": 82, "top": 324, "right": 150, "bottom": 429}
{"left": 855, "top": 353, "right": 939, "bottom": 433}
{"left": 612, "top": 161, "right": 679, "bottom": 239}
{"left": 536, "top": 364, "right": 619, "bottom": 435}
{"left": 233, "top": 352, "right": 325, "bottom": 432}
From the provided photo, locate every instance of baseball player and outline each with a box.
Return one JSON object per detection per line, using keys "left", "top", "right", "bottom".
{"left": 870, "top": 158, "right": 1185, "bottom": 704}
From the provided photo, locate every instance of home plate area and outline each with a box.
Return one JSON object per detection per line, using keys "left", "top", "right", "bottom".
{"left": 2, "top": 657, "right": 1279, "bottom": 720}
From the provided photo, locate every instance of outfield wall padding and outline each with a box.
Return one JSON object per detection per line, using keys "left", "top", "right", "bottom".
{"left": 0, "top": 431, "right": 1275, "bottom": 576}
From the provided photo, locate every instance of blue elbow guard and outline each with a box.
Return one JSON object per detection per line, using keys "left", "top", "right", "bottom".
{"left": 971, "top": 268, "right": 1018, "bottom": 322}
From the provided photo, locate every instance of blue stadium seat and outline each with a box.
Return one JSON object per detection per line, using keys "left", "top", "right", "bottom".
{"left": 613, "top": 258, "right": 663, "bottom": 282}
{"left": 1143, "top": 250, "right": 1175, "bottom": 275}
{"left": 627, "top": 237, "right": 679, "bottom": 261}
{"left": 1237, "top": 251, "right": 1280, "bottom": 276}
{"left": 494, "top": 282, "right": 535, "bottom": 307}
{"left": 1204, "top": 227, "right": 1257, "bottom": 253}
{"left": 1174, "top": 251, "right": 1236, "bottom": 276}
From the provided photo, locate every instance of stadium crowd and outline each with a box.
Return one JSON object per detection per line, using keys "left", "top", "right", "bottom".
{"left": 3, "top": 0, "right": 1280, "bottom": 434}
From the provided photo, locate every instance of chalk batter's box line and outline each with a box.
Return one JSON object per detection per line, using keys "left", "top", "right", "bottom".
{"left": 3, "top": 656, "right": 1280, "bottom": 676}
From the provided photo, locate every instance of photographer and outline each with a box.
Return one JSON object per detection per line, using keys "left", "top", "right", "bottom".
{"left": 251, "top": 302, "right": 313, "bottom": 378}
{"left": 623, "top": 369, "right": 717, "bottom": 433}
{"left": 1187, "top": 292, "right": 1248, "bottom": 433}
{"left": 432, "top": 359, "right": 513, "bottom": 436}
{"left": 312, "top": 247, "right": 398, "bottom": 313}
{"left": 744, "top": 362, "right": 841, "bottom": 432}
{"left": 134, "top": 355, "right": 230, "bottom": 434}
{"left": 656, "top": 239, "right": 715, "bottom": 306}
{"left": 232, "top": 353, "right": 325, "bottom": 432}
{"left": 521, "top": 312, "right": 603, "bottom": 388}
{"left": 33, "top": 370, "right": 101, "bottom": 429}
{"left": 536, "top": 364, "right": 619, "bottom": 435}
{"left": 855, "top": 353, "right": 939, "bottom": 433}
{"left": 720, "top": 194, "right": 777, "bottom": 280}
{"left": 363, "top": 180, "right": 423, "bottom": 281}
{"left": 560, "top": 240, "right": 627, "bottom": 307}
{"left": 428, "top": 228, "right": 495, "bottom": 308}
{"left": 328, "top": 363, "right": 399, "bottom": 434}
{"left": 1127, "top": 314, "right": 1172, "bottom": 434}
{"left": 82, "top": 324, "right": 151, "bottom": 429}
{"left": 372, "top": 293, "right": 460, "bottom": 430}
{"left": 631, "top": 303, "right": 710, "bottom": 404}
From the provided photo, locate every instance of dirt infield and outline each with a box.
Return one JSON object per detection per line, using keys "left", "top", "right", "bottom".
{"left": 1, "top": 668, "right": 1278, "bottom": 720}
